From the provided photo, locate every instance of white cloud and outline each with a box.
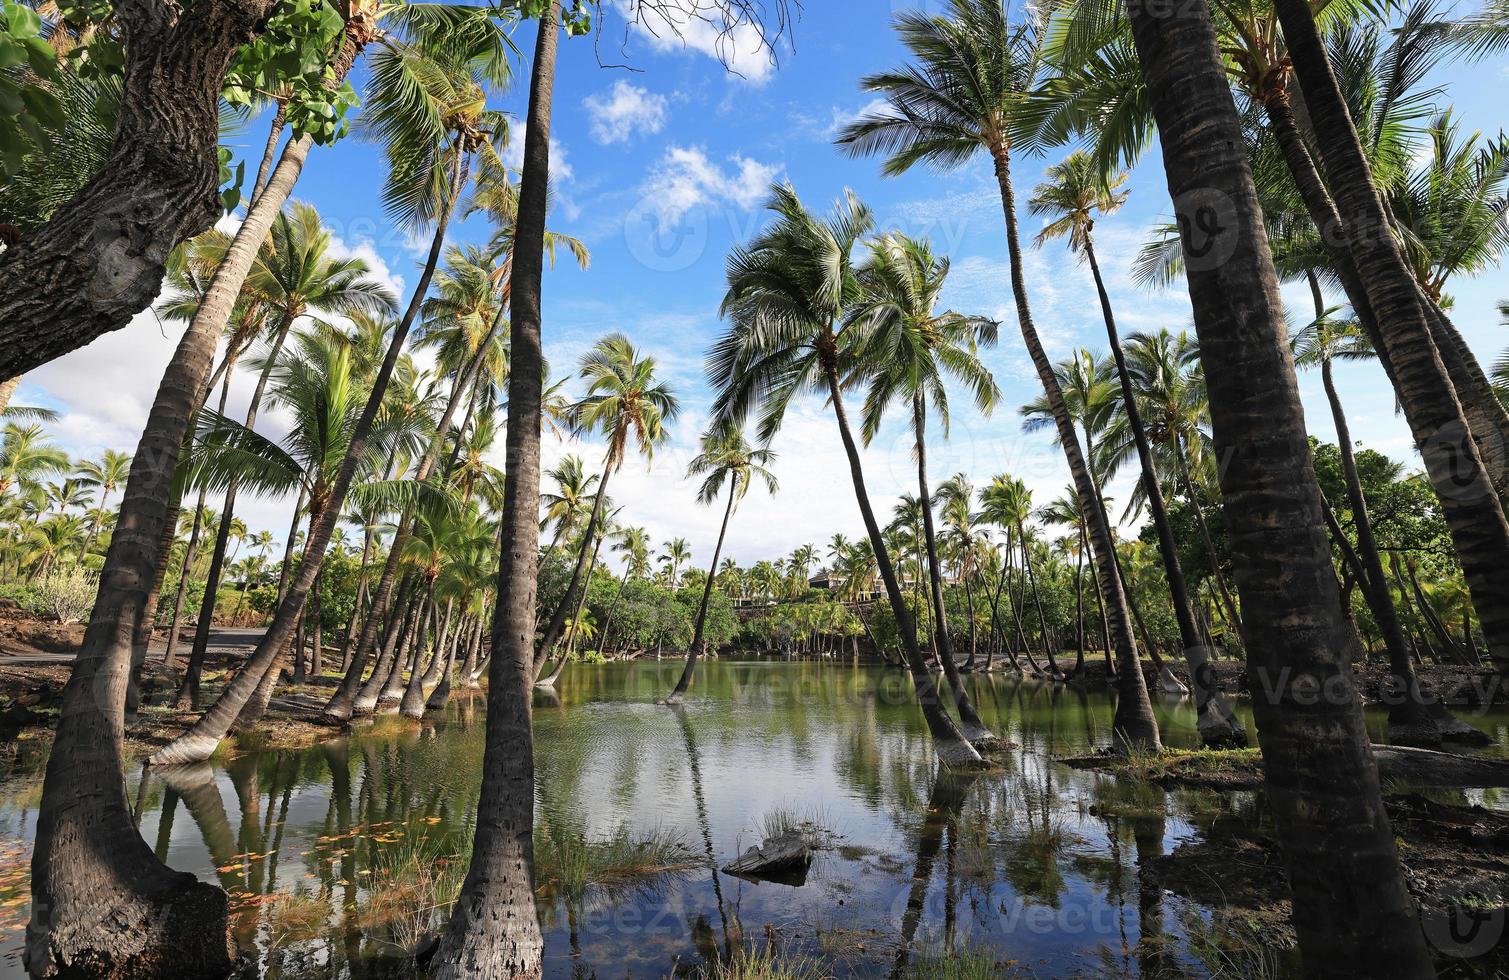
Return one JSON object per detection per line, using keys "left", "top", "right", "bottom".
{"left": 822, "top": 96, "right": 892, "bottom": 139}
{"left": 618, "top": 0, "right": 779, "bottom": 83}
{"left": 639, "top": 145, "right": 780, "bottom": 225}
{"left": 584, "top": 80, "right": 670, "bottom": 145}
{"left": 501, "top": 136, "right": 579, "bottom": 220}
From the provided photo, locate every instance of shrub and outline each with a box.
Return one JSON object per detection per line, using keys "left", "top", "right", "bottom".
{"left": 37, "top": 567, "right": 97, "bottom": 624}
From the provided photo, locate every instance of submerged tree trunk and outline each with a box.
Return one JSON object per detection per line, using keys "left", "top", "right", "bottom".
{"left": 991, "top": 143, "right": 1159, "bottom": 750}
{"left": 1127, "top": 0, "right": 1433, "bottom": 973}
{"left": 432, "top": 9, "right": 558, "bottom": 975}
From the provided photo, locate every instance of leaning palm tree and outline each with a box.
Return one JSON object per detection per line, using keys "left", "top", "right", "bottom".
{"left": 837, "top": 0, "right": 1158, "bottom": 749}
{"left": 537, "top": 334, "right": 680, "bottom": 665}
{"left": 663, "top": 426, "right": 778, "bottom": 704}
{"left": 178, "top": 202, "right": 399, "bottom": 705}
{"left": 1123, "top": 0, "right": 1433, "bottom": 970}
{"left": 1029, "top": 151, "right": 1246, "bottom": 746}
{"left": 847, "top": 230, "right": 1002, "bottom": 747}
{"left": 711, "top": 182, "right": 982, "bottom": 767}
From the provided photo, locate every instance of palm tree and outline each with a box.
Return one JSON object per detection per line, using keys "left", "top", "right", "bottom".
{"left": 663, "top": 426, "right": 778, "bottom": 704}
{"left": 711, "top": 182, "right": 981, "bottom": 766}
{"left": 537, "top": 334, "right": 679, "bottom": 663}
{"left": 838, "top": 0, "right": 1158, "bottom": 749}
{"left": 75, "top": 449, "right": 132, "bottom": 556}
{"left": 1124, "top": 0, "right": 1433, "bottom": 970}
{"left": 1029, "top": 151, "right": 1246, "bottom": 746}
{"left": 847, "top": 230, "right": 1002, "bottom": 746}
{"left": 1119, "top": 329, "right": 1242, "bottom": 631}
{"left": 540, "top": 454, "right": 600, "bottom": 551}
{"left": 434, "top": 5, "right": 560, "bottom": 974}
{"left": 660, "top": 536, "right": 693, "bottom": 588}
{"left": 1269, "top": 0, "right": 1509, "bottom": 677}
{"left": 0, "top": 423, "right": 68, "bottom": 498}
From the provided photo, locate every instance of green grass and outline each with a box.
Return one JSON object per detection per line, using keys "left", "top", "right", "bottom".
{"left": 904, "top": 945, "right": 1027, "bottom": 979}
{"left": 695, "top": 943, "right": 830, "bottom": 979}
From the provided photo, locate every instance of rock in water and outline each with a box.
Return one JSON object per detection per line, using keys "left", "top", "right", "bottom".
{"left": 722, "top": 829, "right": 814, "bottom": 884}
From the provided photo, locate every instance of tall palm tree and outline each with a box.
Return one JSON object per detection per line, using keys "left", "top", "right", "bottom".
{"left": 663, "top": 426, "right": 778, "bottom": 704}
{"left": 711, "top": 182, "right": 982, "bottom": 766}
{"left": 540, "top": 454, "right": 600, "bottom": 551}
{"left": 837, "top": 0, "right": 1158, "bottom": 749}
{"left": 434, "top": 4, "right": 561, "bottom": 974}
{"left": 75, "top": 449, "right": 132, "bottom": 556}
{"left": 1124, "top": 0, "right": 1432, "bottom": 970}
{"left": 847, "top": 230, "right": 1002, "bottom": 746}
{"left": 1118, "top": 328, "right": 1242, "bottom": 631}
{"left": 537, "top": 334, "right": 679, "bottom": 662}
{"left": 1029, "top": 151, "right": 1246, "bottom": 746}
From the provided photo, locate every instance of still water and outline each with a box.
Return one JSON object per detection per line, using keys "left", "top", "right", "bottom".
{"left": 3, "top": 660, "right": 1505, "bottom": 978}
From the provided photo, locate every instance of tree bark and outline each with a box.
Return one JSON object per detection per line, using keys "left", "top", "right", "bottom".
{"left": 432, "top": 10, "right": 558, "bottom": 974}
{"left": 1127, "top": 0, "right": 1433, "bottom": 972}
{"left": 0, "top": 0, "right": 279, "bottom": 382}
{"left": 991, "top": 143, "right": 1159, "bottom": 750}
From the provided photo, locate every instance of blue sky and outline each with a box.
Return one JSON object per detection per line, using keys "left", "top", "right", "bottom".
{"left": 22, "top": 0, "right": 1509, "bottom": 572}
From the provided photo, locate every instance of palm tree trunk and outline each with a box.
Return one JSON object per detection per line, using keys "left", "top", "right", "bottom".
{"left": 1020, "top": 530, "right": 1059, "bottom": 679}
{"left": 167, "top": 355, "right": 239, "bottom": 690}
{"left": 1262, "top": 86, "right": 1509, "bottom": 496}
{"left": 991, "top": 143, "right": 1159, "bottom": 749}
{"left": 422, "top": 598, "right": 454, "bottom": 687}
{"left": 25, "top": 253, "right": 238, "bottom": 979}
{"left": 146, "top": 138, "right": 466, "bottom": 767}
{"left": 914, "top": 397, "right": 996, "bottom": 745}
{"left": 341, "top": 526, "right": 375, "bottom": 671}
{"left": 1087, "top": 236, "right": 1244, "bottom": 744}
{"left": 1273, "top": 0, "right": 1509, "bottom": 675}
{"left": 820, "top": 354, "right": 979, "bottom": 767}
{"left": 1126, "top": 0, "right": 1432, "bottom": 972}
{"left": 664, "top": 479, "right": 737, "bottom": 704}
{"left": 433, "top": 9, "right": 556, "bottom": 973}
{"left": 352, "top": 578, "right": 418, "bottom": 714}
{"left": 1073, "top": 522, "right": 1087, "bottom": 677}
{"left": 249, "top": 101, "right": 287, "bottom": 207}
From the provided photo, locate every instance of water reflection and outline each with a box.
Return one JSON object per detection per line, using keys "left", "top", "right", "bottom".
{"left": 6, "top": 661, "right": 1509, "bottom": 978}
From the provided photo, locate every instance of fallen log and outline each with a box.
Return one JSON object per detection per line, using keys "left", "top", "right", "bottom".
{"left": 722, "top": 829, "right": 813, "bottom": 884}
